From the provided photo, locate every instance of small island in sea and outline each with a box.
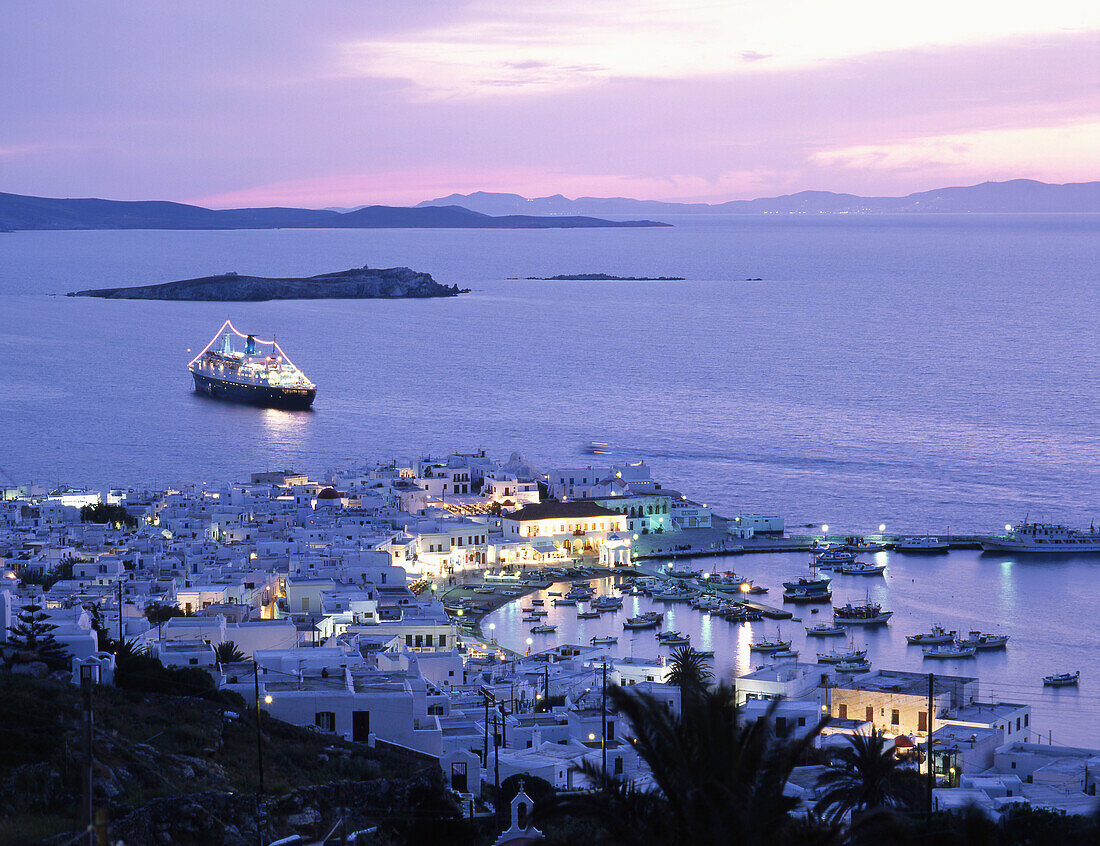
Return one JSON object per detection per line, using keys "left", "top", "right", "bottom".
{"left": 67, "top": 265, "right": 467, "bottom": 301}
{"left": 520, "top": 273, "right": 686, "bottom": 280}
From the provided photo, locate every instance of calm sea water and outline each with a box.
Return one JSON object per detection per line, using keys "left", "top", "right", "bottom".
{"left": 2, "top": 215, "right": 1098, "bottom": 742}
{"left": 1, "top": 215, "right": 1096, "bottom": 532}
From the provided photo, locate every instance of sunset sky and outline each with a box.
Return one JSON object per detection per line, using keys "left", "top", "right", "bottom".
{"left": 2, "top": 1, "right": 1097, "bottom": 206}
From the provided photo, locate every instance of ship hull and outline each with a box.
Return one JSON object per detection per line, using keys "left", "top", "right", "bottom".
{"left": 191, "top": 371, "right": 315, "bottom": 410}
{"left": 980, "top": 539, "right": 1100, "bottom": 554}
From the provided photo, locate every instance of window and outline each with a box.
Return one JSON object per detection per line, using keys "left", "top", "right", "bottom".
{"left": 189, "top": 658, "right": 198, "bottom": 665}
{"left": 425, "top": 634, "right": 433, "bottom": 647}
{"left": 1016, "top": 717, "right": 1021, "bottom": 731}
{"left": 607, "top": 721, "right": 615, "bottom": 740}
{"left": 439, "top": 635, "right": 446, "bottom": 647}
{"left": 415, "top": 635, "right": 423, "bottom": 647}
{"left": 918, "top": 712, "right": 927, "bottom": 732}
{"left": 865, "top": 706, "right": 873, "bottom": 723}
{"left": 890, "top": 709, "right": 900, "bottom": 725}
{"left": 1025, "top": 713, "right": 1029, "bottom": 727}
{"left": 838, "top": 704, "right": 847, "bottom": 719}
{"left": 1011, "top": 761, "right": 1016, "bottom": 769}
{"left": 406, "top": 635, "right": 413, "bottom": 646}
{"left": 315, "top": 711, "right": 336, "bottom": 732}
{"left": 798, "top": 717, "right": 806, "bottom": 727}
{"left": 614, "top": 757, "right": 623, "bottom": 775}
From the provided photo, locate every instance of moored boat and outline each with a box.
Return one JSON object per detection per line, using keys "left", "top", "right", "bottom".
{"left": 835, "top": 560, "right": 886, "bottom": 576}
{"left": 981, "top": 521, "right": 1100, "bottom": 554}
{"left": 895, "top": 536, "right": 949, "bottom": 553}
{"left": 624, "top": 612, "right": 663, "bottom": 630}
{"left": 834, "top": 601, "right": 893, "bottom": 625}
{"left": 818, "top": 647, "right": 868, "bottom": 664}
{"left": 577, "top": 610, "right": 601, "bottom": 619}
{"left": 591, "top": 635, "right": 618, "bottom": 645}
{"left": 806, "top": 624, "right": 846, "bottom": 637}
{"left": 1043, "top": 671, "right": 1080, "bottom": 687}
{"left": 923, "top": 642, "right": 977, "bottom": 659}
{"left": 958, "top": 631, "right": 1009, "bottom": 650}
{"left": 750, "top": 630, "right": 792, "bottom": 652}
{"left": 906, "top": 625, "right": 956, "bottom": 645}
{"left": 530, "top": 624, "right": 557, "bottom": 634}
{"left": 835, "top": 657, "right": 872, "bottom": 673}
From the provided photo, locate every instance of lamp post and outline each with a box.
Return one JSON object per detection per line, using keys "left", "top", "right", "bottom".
{"left": 489, "top": 623, "right": 496, "bottom": 645}
{"left": 526, "top": 636, "right": 532, "bottom": 657}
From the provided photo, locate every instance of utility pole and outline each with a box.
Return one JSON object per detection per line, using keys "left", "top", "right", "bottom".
{"left": 117, "top": 579, "right": 124, "bottom": 645}
{"left": 926, "top": 672, "right": 934, "bottom": 816}
{"left": 481, "top": 688, "right": 491, "bottom": 766}
{"left": 253, "top": 660, "right": 265, "bottom": 794}
{"left": 81, "top": 665, "right": 95, "bottom": 846}
{"left": 493, "top": 710, "right": 500, "bottom": 795}
{"left": 601, "top": 660, "right": 608, "bottom": 783}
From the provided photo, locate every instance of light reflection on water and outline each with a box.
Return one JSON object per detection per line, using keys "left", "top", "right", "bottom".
{"left": 482, "top": 548, "right": 1100, "bottom": 746}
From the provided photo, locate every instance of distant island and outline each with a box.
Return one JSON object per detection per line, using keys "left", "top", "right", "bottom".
{"left": 68, "top": 266, "right": 467, "bottom": 301}
{"left": 416, "top": 179, "right": 1100, "bottom": 216}
{"left": 0, "top": 192, "right": 669, "bottom": 231}
{"left": 521, "top": 273, "right": 686, "bottom": 281}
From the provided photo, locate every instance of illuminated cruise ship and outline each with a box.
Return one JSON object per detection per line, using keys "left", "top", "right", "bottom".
{"left": 188, "top": 320, "right": 316, "bottom": 410}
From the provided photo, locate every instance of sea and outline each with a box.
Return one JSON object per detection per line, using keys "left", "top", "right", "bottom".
{"left": 1, "top": 213, "right": 1098, "bottom": 743}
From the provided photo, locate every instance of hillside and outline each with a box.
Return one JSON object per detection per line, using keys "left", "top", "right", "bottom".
{"left": 0, "top": 192, "right": 668, "bottom": 231}
{"left": 68, "top": 265, "right": 466, "bottom": 301}
{"left": 0, "top": 675, "right": 464, "bottom": 846}
{"left": 416, "top": 179, "right": 1100, "bottom": 216}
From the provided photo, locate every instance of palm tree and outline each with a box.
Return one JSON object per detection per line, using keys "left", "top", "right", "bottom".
{"left": 214, "top": 640, "right": 246, "bottom": 664}
{"left": 814, "top": 729, "right": 917, "bottom": 824}
{"left": 666, "top": 645, "right": 713, "bottom": 689}
{"left": 539, "top": 683, "right": 835, "bottom": 846}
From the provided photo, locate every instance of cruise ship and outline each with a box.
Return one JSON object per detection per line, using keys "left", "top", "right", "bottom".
{"left": 188, "top": 320, "right": 316, "bottom": 410}
{"left": 980, "top": 521, "right": 1100, "bottom": 554}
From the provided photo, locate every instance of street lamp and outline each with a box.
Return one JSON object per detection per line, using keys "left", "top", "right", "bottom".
{"left": 263, "top": 694, "right": 273, "bottom": 705}
{"left": 489, "top": 623, "right": 496, "bottom": 645}
{"left": 526, "top": 637, "right": 533, "bottom": 656}
{"left": 879, "top": 523, "right": 886, "bottom": 533}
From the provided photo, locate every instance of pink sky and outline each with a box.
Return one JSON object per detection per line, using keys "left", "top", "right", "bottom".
{"left": 1, "top": 2, "right": 1097, "bottom": 207}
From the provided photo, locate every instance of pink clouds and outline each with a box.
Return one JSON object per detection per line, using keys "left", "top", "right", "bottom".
{"left": 0, "top": 4, "right": 1096, "bottom": 205}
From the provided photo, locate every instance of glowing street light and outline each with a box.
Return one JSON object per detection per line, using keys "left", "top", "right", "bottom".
{"left": 821, "top": 524, "right": 829, "bottom": 534}
{"left": 879, "top": 524, "right": 886, "bottom": 533}
{"left": 489, "top": 622, "right": 497, "bottom": 645}
{"left": 263, "top": 694, "right": 273, "bottom": 705}
{"left": 1005, "top": 524, "right": 1013, "bottom": 532}
{"left": 526, "top": 636, "right": 533, "bottom": 656}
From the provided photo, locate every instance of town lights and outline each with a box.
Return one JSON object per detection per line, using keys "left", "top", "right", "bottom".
{"left": 821, "top": 524, "right": 829, "bottom": 533}
{"left": 1005, "top": 524, "right": 1013, "bottom": 532}
{"left": 264, "top": 695, "right": 273, "bottom": 705}
{"left": 879, "top": 524, "right": 886, "bottom": 533}
{"left": 740, "top": 583, "right": 750, "bottom": 592}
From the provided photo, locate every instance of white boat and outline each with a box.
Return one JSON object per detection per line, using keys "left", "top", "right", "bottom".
{"left": 841, "top": 536, "right": 887, "bottom": 553}
{"left": 530, "top": 624, "right": 557, "bottom": 634}
{"left": 981, "top": 521, "right": 1100, "bottom": 554}
{"left": 835, "top": 560, "right": 886, "bottom": 576}
{"left": 834, "top": 601, "right": 893, "bottom": 625}
{"left": 816, "top": 549, "right": 856, "bottom": 566}
{"left": 657, "top": 631, "right": 691, "bottom": 646}
{"left": 957, "top": 631, "right": 1009, "bottom": 650}
{"left": 923, "top": 642, "right": 977, "bottom": 659}
{"left": 522, "top": 615, "right": 540, "bottom": 622}
{"left": 624, "top": 612, "right": 663, "bottom": 630}
{"left": 806, "top": 624, "right": 846, "bottom": 637}
{"left": 473, "top": 586, "right": 495, "bottom": 594}
{"left": 895, "top": 536, "right": 950, "bottom": 553}
{"left": 750, "top": 630, "right": 792, "bottom": 652}
{"left": 772, "top": 649, "right": 798, "bottom": 660}
{"left": 1043, "top": 670, "right": 1080, "bottom": 687}
{"left": 577, "top": 610, "right": 601, "bottom": 619}
{"left": 592, "top": 595, "right": 623, "bottom": 611}
{"left": 818, "top": 647, "right": 868, "bottom": 664}
{"left": 906, "top": 625, "right": 956, "bottom": 645}
{"left": 591, "top": 635, "right": 618, "bottom": 645}
{"left": 835, "top": 658, "right": 872, "bottom": 673}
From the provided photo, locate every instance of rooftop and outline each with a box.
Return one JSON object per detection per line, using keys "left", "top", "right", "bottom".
{"left": 503, "top": 502, "right": 621, "bottom": 522}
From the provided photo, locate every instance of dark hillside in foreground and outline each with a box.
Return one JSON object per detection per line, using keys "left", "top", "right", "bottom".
{"left": 0, "top": 674, "right": 458, "bottom": 846}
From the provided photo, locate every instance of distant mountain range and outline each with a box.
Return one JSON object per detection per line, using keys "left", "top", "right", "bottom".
{"left": 0, "top": 192, "right": 666, "bottom": 231}
{"left": 416, "top": 179, "right": 1100, "bottom": 216}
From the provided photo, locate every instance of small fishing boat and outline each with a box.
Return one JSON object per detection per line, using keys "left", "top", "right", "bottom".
{"left": 841, "top": 536, "right": 887, "bottom": 553}
{"left": 906, "top": 625, "right": 956, "bottom": 645}
{"left": 531, "top": 599, "right": 545, "bottom": 606}
{"left": 806, "top": 624, "right": 846, "bottom": 637}
{"left": 547, "top": 591, "right": 561, "bottom": 596}
{"left": 923, "top": 642, "right": 977, "bottom": 659}
{"left": 657, "top": 631, "right": 691, "bottom": 646}
{"left": 592, "top": 595, "right": 623, "bottom": 611}
{"left": 522, "top": 615, "right": 540, "bottom": 623}
{"left": 772, "top": 649, "right": 799, "bottom": 660}
{"left": 750, "top": 630, "right": 792, "bottom": 652}
{"left": 895, "top": 536, "right": 949, "bottom": 553}
{"left": 577, "top": 610, "right": 601, "bottom": 619}
{"left": 624, "top": 612, "right": 663, "bottom": 630}
{"left": 816, "top": 548, "right": 856, "bottom": 566}
{"left": 1043, "top": 671, "right": 1080, "bottom": 687}
{"left": 835, "top": 657, "right": 872, "bottom": 673}
{"left": 834, "top": 601, "right": 893, "bottom": 625}
{"left": 784, "top": 587, "right": 833, "bottom": 603}
{"left": 835, "top": 560, "right": 886, "bottom": 576}
{"left": 783, "top": 575, "right": 831, "bottom": 592}
{"left": 553, "top": 598, "right": 576, "bottom": 606}
{"left": 591, "top": 635, "right": 618, "bottom": 645}
{"left": 818, "top": 647, "right": 868, "bottom": 664}
{"left": 530, "top": 624, "right": 558, "bottom": 634}
{"left": 473, "top": 585, "right": 495, "bottom": 594}
{"left": 957, "top": 631, "right": 1010, "bottom": 650}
